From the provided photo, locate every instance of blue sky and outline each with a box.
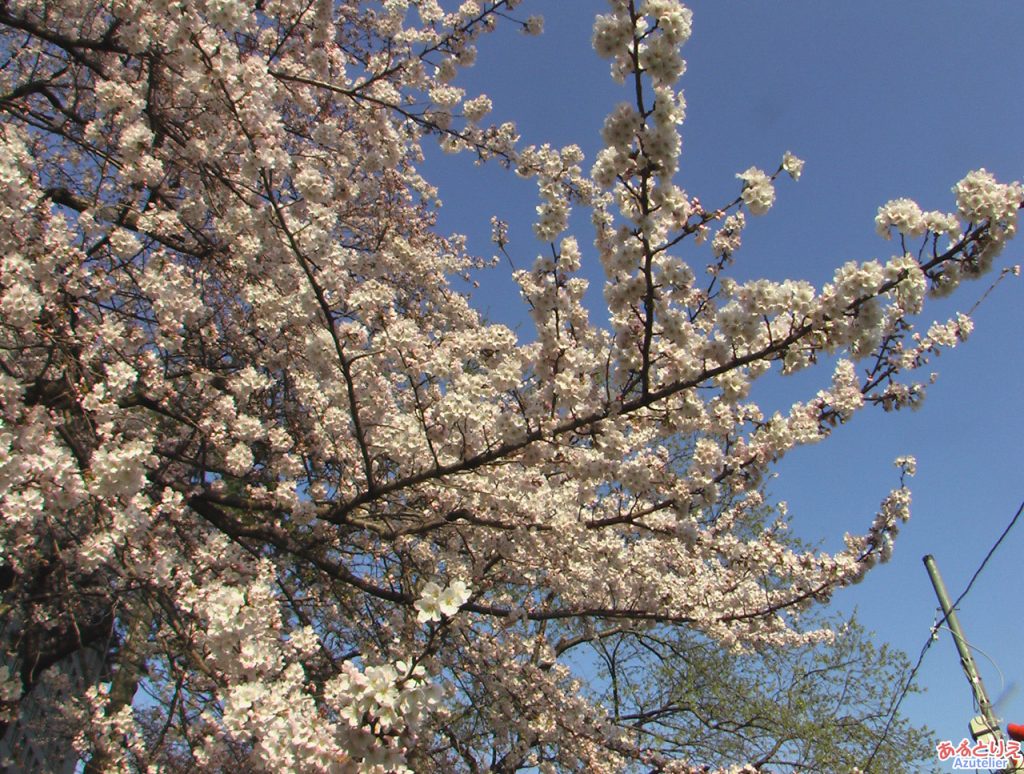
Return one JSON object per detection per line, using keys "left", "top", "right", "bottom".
{"left": 422, "top": 1, "right": 1024, "bottom": 763}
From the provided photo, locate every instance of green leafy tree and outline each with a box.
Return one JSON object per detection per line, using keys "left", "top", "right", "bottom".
{"left": 585, "top": 616, "right": 936, "bottom": 772}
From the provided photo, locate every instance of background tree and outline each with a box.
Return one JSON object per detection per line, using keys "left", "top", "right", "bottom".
{"left": 588, "top": 608, "right": 936, "bottom": 772}
{"left": 0, "top": 0, "right": 1019, "bottom": 772}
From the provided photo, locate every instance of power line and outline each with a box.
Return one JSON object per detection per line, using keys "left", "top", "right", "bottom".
{"left": 863, "top": 498, "right": 1024, "bottom": 771}
{"left": 948, "top": 499, "right": 1024, "bottom": 618}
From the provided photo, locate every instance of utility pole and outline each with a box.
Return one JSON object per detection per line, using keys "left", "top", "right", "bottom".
{"left": 923, "top": 554, "right": 1022, "bottom": 772}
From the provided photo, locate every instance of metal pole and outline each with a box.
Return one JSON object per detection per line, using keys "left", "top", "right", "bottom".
{"left": 923, "top": 554, "right": 1004, "bottom": 742}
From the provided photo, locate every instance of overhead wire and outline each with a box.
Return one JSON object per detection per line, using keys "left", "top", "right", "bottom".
{"left": 863, "top": 498, "right": 1024, "bottom": 771}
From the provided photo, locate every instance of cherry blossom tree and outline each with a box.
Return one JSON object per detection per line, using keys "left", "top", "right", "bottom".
{"left": 0, "top": 0, "right": 1020, "bottom": 771}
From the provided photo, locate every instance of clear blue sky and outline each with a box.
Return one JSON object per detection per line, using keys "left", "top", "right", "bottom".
{"left": 422, "top": 1, "right": 1024, "bottom": 764}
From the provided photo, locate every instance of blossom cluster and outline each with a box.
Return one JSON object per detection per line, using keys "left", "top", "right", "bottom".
{"left": 414, "top": 579, "right": 471, "bottom": 623}
{"left": 736, "top": 167, "right": 775, "bottom": 216}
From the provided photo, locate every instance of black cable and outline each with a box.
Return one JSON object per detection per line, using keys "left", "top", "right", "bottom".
{"left": 863, "top": 622, "right": 936, "bottom": 769}
{"left": 948, "top": 499, "right": 1024, "bottom": 619}
{"left": 863, "top": 499, "right": 1024, "bottom": 771}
